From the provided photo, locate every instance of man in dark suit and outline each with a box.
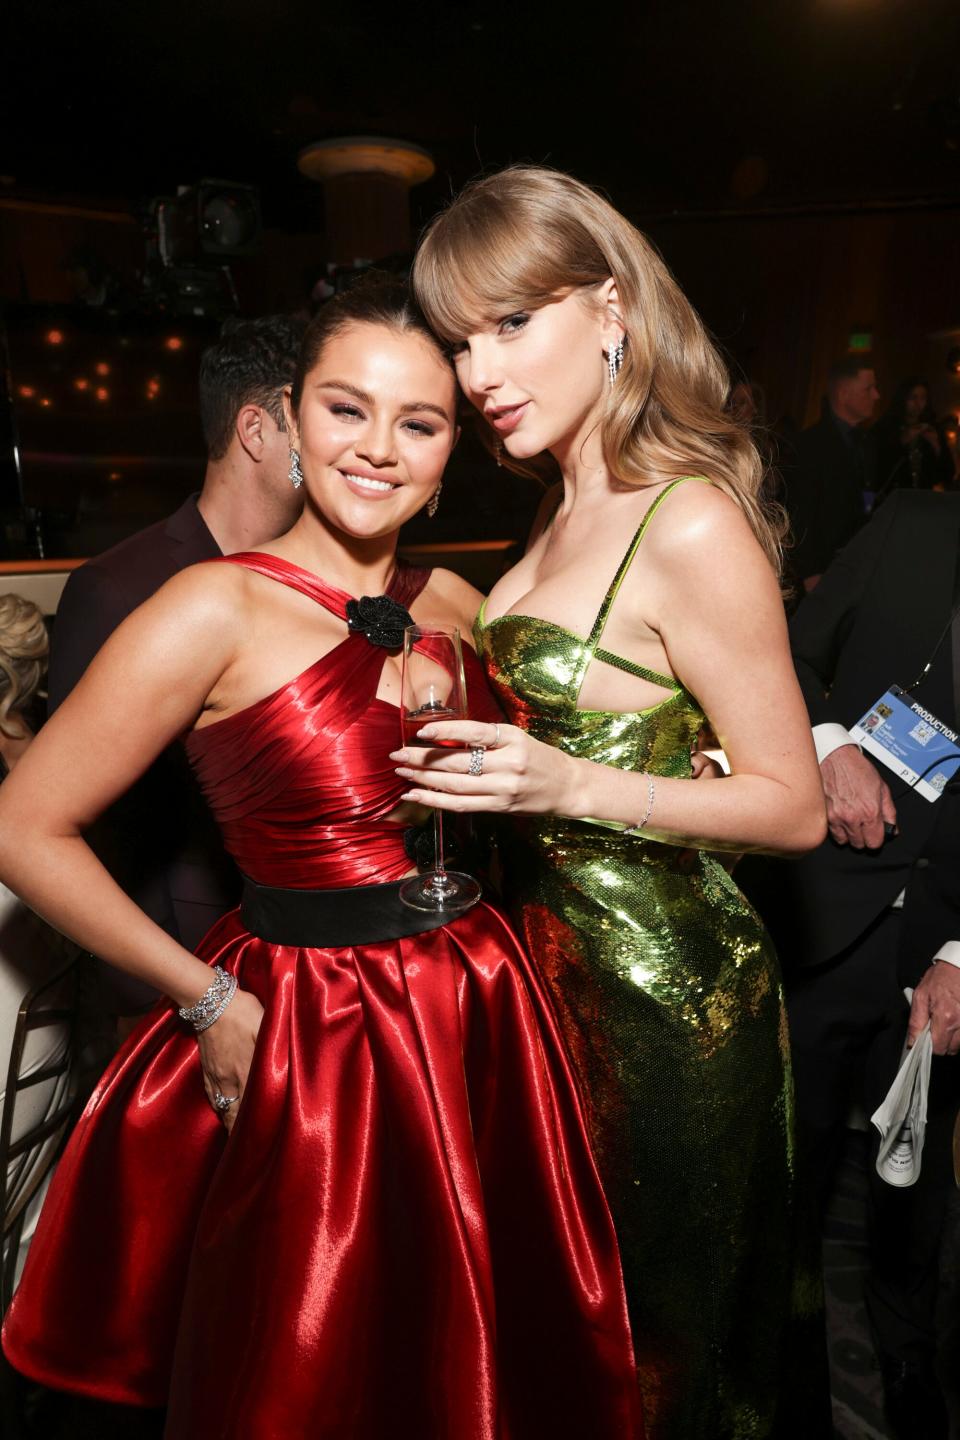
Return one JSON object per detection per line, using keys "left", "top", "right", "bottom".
{"left": 784, "top": 356, "right": 880, "bottom": 592}
{"left": 741, "top": 489, "right": 960, "bottom": 1436}
{"left": 49, "top": 314, "right": 305, "bottom": 1008}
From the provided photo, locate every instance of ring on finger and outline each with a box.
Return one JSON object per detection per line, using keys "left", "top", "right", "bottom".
{"left": 213, "top": 1090, "right": 240, "bottom": 1111}
{"left": 468, "top": 745, "right": 486, "bottom": 777}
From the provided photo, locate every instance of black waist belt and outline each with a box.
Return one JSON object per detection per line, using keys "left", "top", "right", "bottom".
{"left": 240, "top": 876, "right": 454, "bottom": 947}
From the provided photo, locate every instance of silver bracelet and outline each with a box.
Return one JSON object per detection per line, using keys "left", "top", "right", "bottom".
{"left": 178, "top": 966, "right": 238, "bottom": 1033}
{"left": 623, "top": 776, "right": 656, "bottom": 836}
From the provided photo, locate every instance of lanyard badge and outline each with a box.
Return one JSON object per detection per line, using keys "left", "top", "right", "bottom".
{"left": 850, "top": 687, "right": 960, "bottom": 802}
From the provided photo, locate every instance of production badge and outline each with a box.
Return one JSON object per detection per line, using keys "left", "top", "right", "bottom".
{"left": 850, "top": 686, "right": 960, "bottom": 802}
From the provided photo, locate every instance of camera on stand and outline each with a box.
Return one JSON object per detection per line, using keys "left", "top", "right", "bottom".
{"left": 141, "top": 180, "right": 262, "bottom": 319}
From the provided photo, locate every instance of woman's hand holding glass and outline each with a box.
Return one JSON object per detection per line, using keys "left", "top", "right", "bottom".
{"left": 392, "top": 719, "right": 580, "bottom": 817}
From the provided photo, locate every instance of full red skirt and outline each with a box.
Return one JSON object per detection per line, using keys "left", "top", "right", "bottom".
{"left": 3, "top": 902, "right": 642, "bottom": 1440}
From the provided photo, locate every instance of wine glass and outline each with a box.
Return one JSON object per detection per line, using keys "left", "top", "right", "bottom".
{"left": 398, "top": 624, "right": 482, "bottom": 914}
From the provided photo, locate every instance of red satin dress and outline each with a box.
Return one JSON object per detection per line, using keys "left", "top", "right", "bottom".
{"left": 2, "top": 554, "right": 642, "bottom": 1440}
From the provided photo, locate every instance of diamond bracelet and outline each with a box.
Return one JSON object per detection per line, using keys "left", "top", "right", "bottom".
{"left": 623, "top": 776, "right": 656, "bottom": 836}
{"left": 178, "top": 966, "right": 238, "bottom": 1034}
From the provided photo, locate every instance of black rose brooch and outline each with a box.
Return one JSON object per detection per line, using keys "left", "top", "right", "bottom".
{"left": 345, "top": 594, "right": 413, "bottom": 650}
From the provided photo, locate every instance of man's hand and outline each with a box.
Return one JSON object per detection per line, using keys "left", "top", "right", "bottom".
{"left": 908, "top": 963, "right": 960, "bottom": 1056}
{"left": 820, "top": 743, "right": 897, "bottom": 849}
{"left": 690, "top": 750, "right": 724, "bottom": 782}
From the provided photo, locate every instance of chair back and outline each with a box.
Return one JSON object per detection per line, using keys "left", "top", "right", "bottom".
{"left": 0, "top": 948, "right": 83, "bottom": 1312}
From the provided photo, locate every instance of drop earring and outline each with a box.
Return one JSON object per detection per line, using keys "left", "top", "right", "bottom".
{"left": 495, "top": 438, "right": 504, "bottom": 467}
{"left": 608, "top": 337, "right": 624, "bottom": 386}
{"left": 427, "top": 480, "right": 442, "bottom": 518}
{"left": 288, "top": 448, "right": 304, "bottom": 489}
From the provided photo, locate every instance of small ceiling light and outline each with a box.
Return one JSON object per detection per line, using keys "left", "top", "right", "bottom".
{"left": 95, "top": 386, "right": 109, "bottom": 401}
{"left": 165, "top": 336, "right": 184, "bottom": 352}
{"left": 46, "top": 329, "right": 64, "bottom": 346}
{"left": 74, "top": 377, "right": 89, "bottom": 391}
{"left": 95, "top": 361, "right": 110, "bottom": 376}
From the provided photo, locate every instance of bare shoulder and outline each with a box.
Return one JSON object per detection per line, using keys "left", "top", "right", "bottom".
{"left": 115, "top": 559, "right": 251, "bottom": 653}
{"left": 419, "top": 567, "right": 484, "bottom": 632}
{"left": 643, "top": 479, "right": 773, "bottom": 585}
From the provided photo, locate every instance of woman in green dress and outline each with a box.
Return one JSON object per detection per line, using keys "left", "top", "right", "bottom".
{"left": 391, "top": 167, "right": 828, "bottom": 1439}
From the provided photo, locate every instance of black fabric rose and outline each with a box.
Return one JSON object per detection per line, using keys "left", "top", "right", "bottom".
{"left": 345, "top": 594, "right": 413, "bottom": 649}
{"left": 403, "top": 821, "right": 437, "bottom": 870}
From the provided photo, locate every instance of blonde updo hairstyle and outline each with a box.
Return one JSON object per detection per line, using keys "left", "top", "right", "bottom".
{"left": 0, "top": 594, "right": 48, "bottom": 737}
{"left": 413, "top": 165, "right": 784, "bottom": 573}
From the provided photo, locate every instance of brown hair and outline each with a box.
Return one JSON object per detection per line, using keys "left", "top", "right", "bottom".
{"left": 412, "top": 166, "right": 784, "bottom": 572}
{"left": 290, "top": 272, "right": 454, "bottom": 416}
{"left": 0, "top": 594, "right": 48, "bottom": 737}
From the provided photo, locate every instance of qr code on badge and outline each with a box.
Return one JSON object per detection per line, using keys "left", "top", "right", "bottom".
{"left": 929, "top": 772, "right": 949, "bottom": 794}
{"left": 909, "top": 720, "right": 936, "bottom": 746}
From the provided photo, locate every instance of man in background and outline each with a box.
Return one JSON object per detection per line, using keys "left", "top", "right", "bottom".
{"left": 741, "top": 488, "right": 960, "bottom": 1437}
{"left": 49, "top": 314, "right": 305, "bottom": 1007}
{"left": 784, "top": 356, "right": 880, "bottom": 591}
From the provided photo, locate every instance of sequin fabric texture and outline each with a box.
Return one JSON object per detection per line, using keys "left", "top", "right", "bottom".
{"left": 477, "top": 480, "right": 803, "bottom": 1439}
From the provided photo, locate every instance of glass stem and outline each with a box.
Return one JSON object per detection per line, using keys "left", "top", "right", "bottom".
{"left": 433, "top": 810, "right": 446, "bottom": 877}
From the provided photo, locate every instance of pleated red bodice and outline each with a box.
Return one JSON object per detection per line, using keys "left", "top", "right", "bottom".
{"left": 185, "top": 553, "right": 497, "bottom": 889}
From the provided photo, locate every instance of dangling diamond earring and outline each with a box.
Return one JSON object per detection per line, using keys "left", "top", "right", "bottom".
{"left": 608, "top": 337, "right": 625, "bottom": 386}
{"left": 288, "top": 448, "right": 304, "bottom": 489}
{"left": 427, "top": 480, "right": 442, "bottom": 518}
{"left": 495, "top": 438, "right": 504, "bottom": 467}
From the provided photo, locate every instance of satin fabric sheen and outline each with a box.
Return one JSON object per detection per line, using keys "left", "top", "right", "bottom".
{"left": 2, "top": 555, "right": 642, "bottom": 1440}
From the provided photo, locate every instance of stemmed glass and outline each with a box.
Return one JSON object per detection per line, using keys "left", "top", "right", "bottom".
{"left": 398, "top": 624, "right": 482, "bottom": 914}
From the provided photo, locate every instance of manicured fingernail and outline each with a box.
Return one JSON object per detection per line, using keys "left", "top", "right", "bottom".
{"left": 389, "top": 750, "right": 406, "bottom": 761}
{"left": 417, "top": 726, "right": 436, "bottom": 739}
{"left": 395, "top": 767, "right": 412, "bottom": 779}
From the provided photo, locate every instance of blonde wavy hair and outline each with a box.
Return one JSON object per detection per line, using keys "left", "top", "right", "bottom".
{"left": 412, "top": 165, "right": 784, "bottom": 573}
{"left": 0, "top": 594, "right": 48, "bottom": 737}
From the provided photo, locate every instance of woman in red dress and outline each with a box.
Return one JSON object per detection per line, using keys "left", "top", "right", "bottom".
{"left": 0, "top": 278, "right": 641, "bottom": 1440}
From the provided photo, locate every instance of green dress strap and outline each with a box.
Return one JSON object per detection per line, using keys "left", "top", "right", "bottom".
{"left": 575, "top": 476, "right": 708, "bottom": 697}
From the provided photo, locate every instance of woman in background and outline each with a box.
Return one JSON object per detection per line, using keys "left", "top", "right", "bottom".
{"left": 0, "top": 595, "right": 46, "bottom": 780}
{"left": 874, "top": 376, "right": 956, "bottom": 496}
{"left": 399, "top": 166, "right": 828, "bottom": 1439}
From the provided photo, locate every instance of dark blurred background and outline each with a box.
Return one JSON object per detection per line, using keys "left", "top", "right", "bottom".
{"left": 1, "top": 0, "right": 958, "bottom": 560}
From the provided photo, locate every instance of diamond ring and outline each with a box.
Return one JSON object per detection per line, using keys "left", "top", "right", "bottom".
{"left": 468, "top": 746, "right": 486, "bottom": 776}
{"left": 213, "top": 1091, "right": 240, "bottom": 1111}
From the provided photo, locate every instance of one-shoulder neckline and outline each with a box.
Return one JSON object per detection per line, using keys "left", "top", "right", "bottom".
{"left": 219, "top": 550, "right": 412, "bottom": 610}
{"left": 188, "top": 552, "right": 422, "bottom": 743}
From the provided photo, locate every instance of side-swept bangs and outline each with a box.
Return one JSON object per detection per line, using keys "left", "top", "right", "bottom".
{"left": 413, "top": 172, "right": 608, "bottom": 342}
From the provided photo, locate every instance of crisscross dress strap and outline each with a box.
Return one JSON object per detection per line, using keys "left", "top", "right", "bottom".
{"left": 573, "top": 476, "right": 708, "bottom": 697}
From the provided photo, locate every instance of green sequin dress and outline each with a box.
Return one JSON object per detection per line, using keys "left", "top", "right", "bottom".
{"left": 476, "top": 479, "right": 804, "bottom": 1439}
